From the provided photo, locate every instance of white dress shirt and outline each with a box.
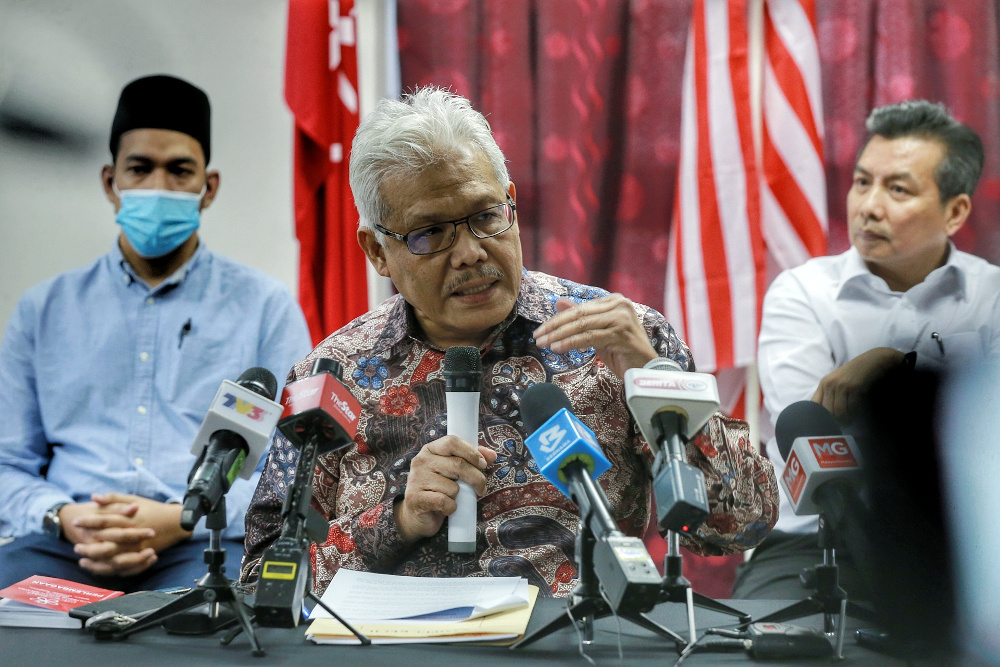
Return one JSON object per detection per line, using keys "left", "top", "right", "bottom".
{"left": 758, "top": 243, "right": 1000, "bottom": 533}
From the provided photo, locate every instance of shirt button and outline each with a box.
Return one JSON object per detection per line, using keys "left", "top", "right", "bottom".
{"left": 146, "top": 297, "right": 154, "bottom": 305}
{"left": 137, "top": 405, "right": 147, "bottom": 415}
{"left": 140, "top": 352, "right": 150, "bottom": 362}
{"left": 135, "top": 457, "right": 144, "bottom": 467}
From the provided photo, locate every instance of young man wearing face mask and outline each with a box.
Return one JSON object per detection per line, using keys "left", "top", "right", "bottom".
{"left": 0, "top": 75, "right": 311, "bottom": 591}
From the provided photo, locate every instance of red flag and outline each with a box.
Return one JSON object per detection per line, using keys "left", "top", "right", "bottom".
{"left": 286, "top": 0, "right": 368, "bottom": 344}
{"left": 760, "top": 0, "right": 828, "bottom": 268}
{"left": 665, "top": 0, "right": 764, "bottom": 374}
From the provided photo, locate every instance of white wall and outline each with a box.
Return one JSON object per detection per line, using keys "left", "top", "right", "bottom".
{"left": 0, "top": 0, "right": 299, "bottom": 330}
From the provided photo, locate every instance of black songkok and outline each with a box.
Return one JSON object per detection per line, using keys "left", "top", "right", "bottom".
{"left": 109, "top": 74, "right": 211, "bottom": 163}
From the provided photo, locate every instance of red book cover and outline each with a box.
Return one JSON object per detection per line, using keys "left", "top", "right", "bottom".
{"left": 0, "top": 575, "right": 123, "bottom": 612}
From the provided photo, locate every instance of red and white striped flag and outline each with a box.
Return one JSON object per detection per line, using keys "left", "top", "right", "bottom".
{"left": 665, "top": 0, "right": 764, "bottom": 374}
{"left": 286, "top": 0, "right": 369, "bottom": 344}
{"left": 760, "top": 0, "right": 827, "bottom": 268}
{"left": 665, "top": 0, "right": 827, "bottom": 373}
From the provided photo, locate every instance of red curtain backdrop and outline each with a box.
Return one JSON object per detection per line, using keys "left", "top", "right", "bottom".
{"left": 396, "top": 0, "right": 1000, "bottom": 597}
{"left": 286, "top": 0, "right": 369, "bottom": 344}
{"left": 397, "top": 0, "right": 1000, "bottom": 301}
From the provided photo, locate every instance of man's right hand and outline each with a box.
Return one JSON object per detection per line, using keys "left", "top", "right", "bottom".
{"left": 393, "top": 435, "right": 497, "bottom": 543}
{"left": 812, "top": 347, "right": 906, "bottom": 421}
{"left": 59, "top": 498, "right": 158, "bottom": 577}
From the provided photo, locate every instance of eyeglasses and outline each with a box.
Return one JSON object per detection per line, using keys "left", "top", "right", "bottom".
{"left": 374, "top": 196, "right": 516, "bottom": 255}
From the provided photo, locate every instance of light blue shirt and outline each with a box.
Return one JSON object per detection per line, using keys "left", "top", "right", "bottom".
{"left": 0, "top": 241, "right": 312, "bottom": 539}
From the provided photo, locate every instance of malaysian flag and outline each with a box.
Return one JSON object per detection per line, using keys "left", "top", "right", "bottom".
{"left": 760, "top": 0, "right": 828, "bottom": 268}
{"left": 665, "top": 0, "right": 763, "bottom": 374}
{"left": 665, "top": 0, "right": 826, "bottom": 373}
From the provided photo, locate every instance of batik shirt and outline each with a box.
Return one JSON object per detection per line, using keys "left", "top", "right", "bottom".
{"left": 242, "top": 270, "right": 778, "bottom": 596}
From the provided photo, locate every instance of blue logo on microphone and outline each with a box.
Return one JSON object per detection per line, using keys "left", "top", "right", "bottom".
{"left": 524, "top": 409, "right": 610, "bottom": 496}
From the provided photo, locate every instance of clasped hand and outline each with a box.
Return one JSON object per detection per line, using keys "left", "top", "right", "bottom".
{"left": 60, "top": 493, "right": 191, "bottom": 577}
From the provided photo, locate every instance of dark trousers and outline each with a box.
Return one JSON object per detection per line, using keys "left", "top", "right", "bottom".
{"left": 731, "top": 531, "right": 870, "bottom": 601}
{"left": 0, "top": 533, "right": 244, "bottom": 593}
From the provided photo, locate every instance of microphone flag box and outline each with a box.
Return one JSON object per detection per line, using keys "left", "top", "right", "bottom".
{"left": 189, "top": 379, "right": 282, "bottom": 480}
{"left": 781, "top": 435, "right": 864, "bottom": 515}
{"left": 624, "top": 367, "right": 720, "bottom": 446}
{"left": 524, "top": 408, "right": 610, "bottom": 497}
{"left": 278, "top": 372, "right": 361, "bottom": 449}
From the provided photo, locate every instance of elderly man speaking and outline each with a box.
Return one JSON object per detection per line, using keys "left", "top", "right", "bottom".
{"left": 242, "top": 88, "right": 778, "bottom": 597}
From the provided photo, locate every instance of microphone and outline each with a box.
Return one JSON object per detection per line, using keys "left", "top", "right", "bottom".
{"left": 624, "top": 358, "right": 720, "bottom": 533}
{"left": 181, "top": 367, "right": 281, "bottom": 531}
{"left": 255, "top": 358, "right": 361, "bottom": 628}
{"left": 276, "top": 358, "right": 360, "bottom": 451}
{"left": 522, "top": 383, "right": 661, "bottom": 614}
{"left": 444, "top": 346, "right": 481, "bottom": 554}
{"left": 775, "top": 401, "right": 865, "bottom": 517}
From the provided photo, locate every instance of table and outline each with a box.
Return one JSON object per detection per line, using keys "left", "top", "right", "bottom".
{"left": 0, "top": 597, "right": 908, "bottom": 666}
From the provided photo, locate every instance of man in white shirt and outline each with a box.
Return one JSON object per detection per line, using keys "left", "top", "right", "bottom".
{"left": 733, "top": 100, "right": 1000, "bottom": 599}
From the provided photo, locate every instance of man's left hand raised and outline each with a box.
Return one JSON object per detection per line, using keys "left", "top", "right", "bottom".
{"left": 533, "top": 294, "right": 657, "bottom": 380}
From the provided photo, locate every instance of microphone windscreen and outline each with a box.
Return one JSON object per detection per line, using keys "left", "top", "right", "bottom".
{"left": 522, "top": 383, "right": 573, "bottom": 434}
{"left": 775, "top": 400, "right": 842, "bottom": 461}
{"left": 643, "top": 357, "right": 684, "bottom": 373}
{"left": 237, "top": 366, "right": 278, "bottom": 401}
{"left": 444, "top": 346, "right": 482, "bottom": 391}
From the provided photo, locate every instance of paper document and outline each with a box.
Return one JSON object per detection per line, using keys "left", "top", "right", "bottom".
{"left": 310, "top": 570, "right": 530, "bottom": 622}
{"left": 307, "top": 585, "right": 539, "bottom": 645}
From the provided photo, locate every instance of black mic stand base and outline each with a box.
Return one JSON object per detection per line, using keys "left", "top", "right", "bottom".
{"left": 658, "top": 532, "right": 751, "bottom": 644}
{"left": 512, "top": 522, "right": 686, "bottom": 650}
{"left": 745, "top": 519, "right": 877, "bottom": 659}
{"left": 512, "top": 591, "right": 687, "bottom": 650}
{"left": 90, "top": 501, "right": 267, "bottom": 657}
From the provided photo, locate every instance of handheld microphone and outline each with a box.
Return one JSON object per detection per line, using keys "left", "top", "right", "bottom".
{"left": 624, "top": 358, "right": 719, "bottom": 532}
{"left": 775, "top": 401, "right": 864, "bottom": 517}
{"left": 255, "top": 358, "right": 361, "bottom": 628}
{"left": 522, "top": 383, "right": 661, "bottom": 614}
{"left": 444, "top": 346, "right": 481, "bottom": 554}
{"left": 181, "top": 367, "right": 280, "bottom": 531}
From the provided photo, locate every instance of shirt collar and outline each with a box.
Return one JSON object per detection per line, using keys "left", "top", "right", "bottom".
{"left": 112, "top": 239, "right": 206, "bottom": 292}
{"left": 836, "top": 241, "right": 966, "bottom": 299}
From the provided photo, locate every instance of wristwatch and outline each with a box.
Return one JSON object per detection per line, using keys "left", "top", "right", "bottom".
{"left": 42, "top": 502, "right": 69, "bottom": 540}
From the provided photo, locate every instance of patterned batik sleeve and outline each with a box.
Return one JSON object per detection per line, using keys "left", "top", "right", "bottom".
{"left": 636, "top": 302, "right": 778, "bottom": 554}
{"left": 240, "top": 430, "right": 417, "bottom": 595}
{"left": 307, "top": 449, "right": 415, "bottom": 595}
{"left": 678, "top": 413, "right": 779, "bottom": 555}
{"left": 240, "top": 432, "right": 300, "bottom": 585}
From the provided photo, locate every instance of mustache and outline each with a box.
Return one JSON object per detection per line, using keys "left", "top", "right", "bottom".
{"left": 446, "top": 266, "right": 505, "bottom": 293}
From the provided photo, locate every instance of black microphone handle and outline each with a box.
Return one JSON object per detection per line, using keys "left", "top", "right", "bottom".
{"left": 563, "top": 462, "right": 622, "bottom": 541}
{"left": 180, "top": 429, "right": 248, "bottom": 531}
{"left": 279, "top": 431, "right": 322, "bottom": 541}
{"left": 652, "top": 410, "right": 689, "bottom": 463}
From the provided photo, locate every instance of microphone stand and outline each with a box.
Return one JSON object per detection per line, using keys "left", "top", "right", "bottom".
{"left": 512, "top": 472, "right": 686, "bottom": 649}
{"left": 247, "top": 430, "right": 369, "bottom": 645}
{"left": 91, "top": 497, "right": 266, "bottom": 657}
{"left": 746, "top": 512, "right": 876, "bottom": 659}
{"left": 651, "top": 413, "right": 751, "bottom": 644}
{"left": 657, "top": 530, "right": 751, "bottom": 644}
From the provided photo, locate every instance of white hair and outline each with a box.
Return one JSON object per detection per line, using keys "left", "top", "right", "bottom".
{"left": 349, "top": 87, "right": 510, "bottom": 245}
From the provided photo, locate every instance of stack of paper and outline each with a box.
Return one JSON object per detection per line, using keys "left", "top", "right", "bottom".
{"left": 305, "top": 571, "right": 538, "bottom": 645}
{"left": 0, "top": 575, "right": 123, "bottom": 629}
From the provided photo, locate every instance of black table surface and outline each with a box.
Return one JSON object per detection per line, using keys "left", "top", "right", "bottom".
{"left": 0, "top": 597, "right": 908, "bottom": 666}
